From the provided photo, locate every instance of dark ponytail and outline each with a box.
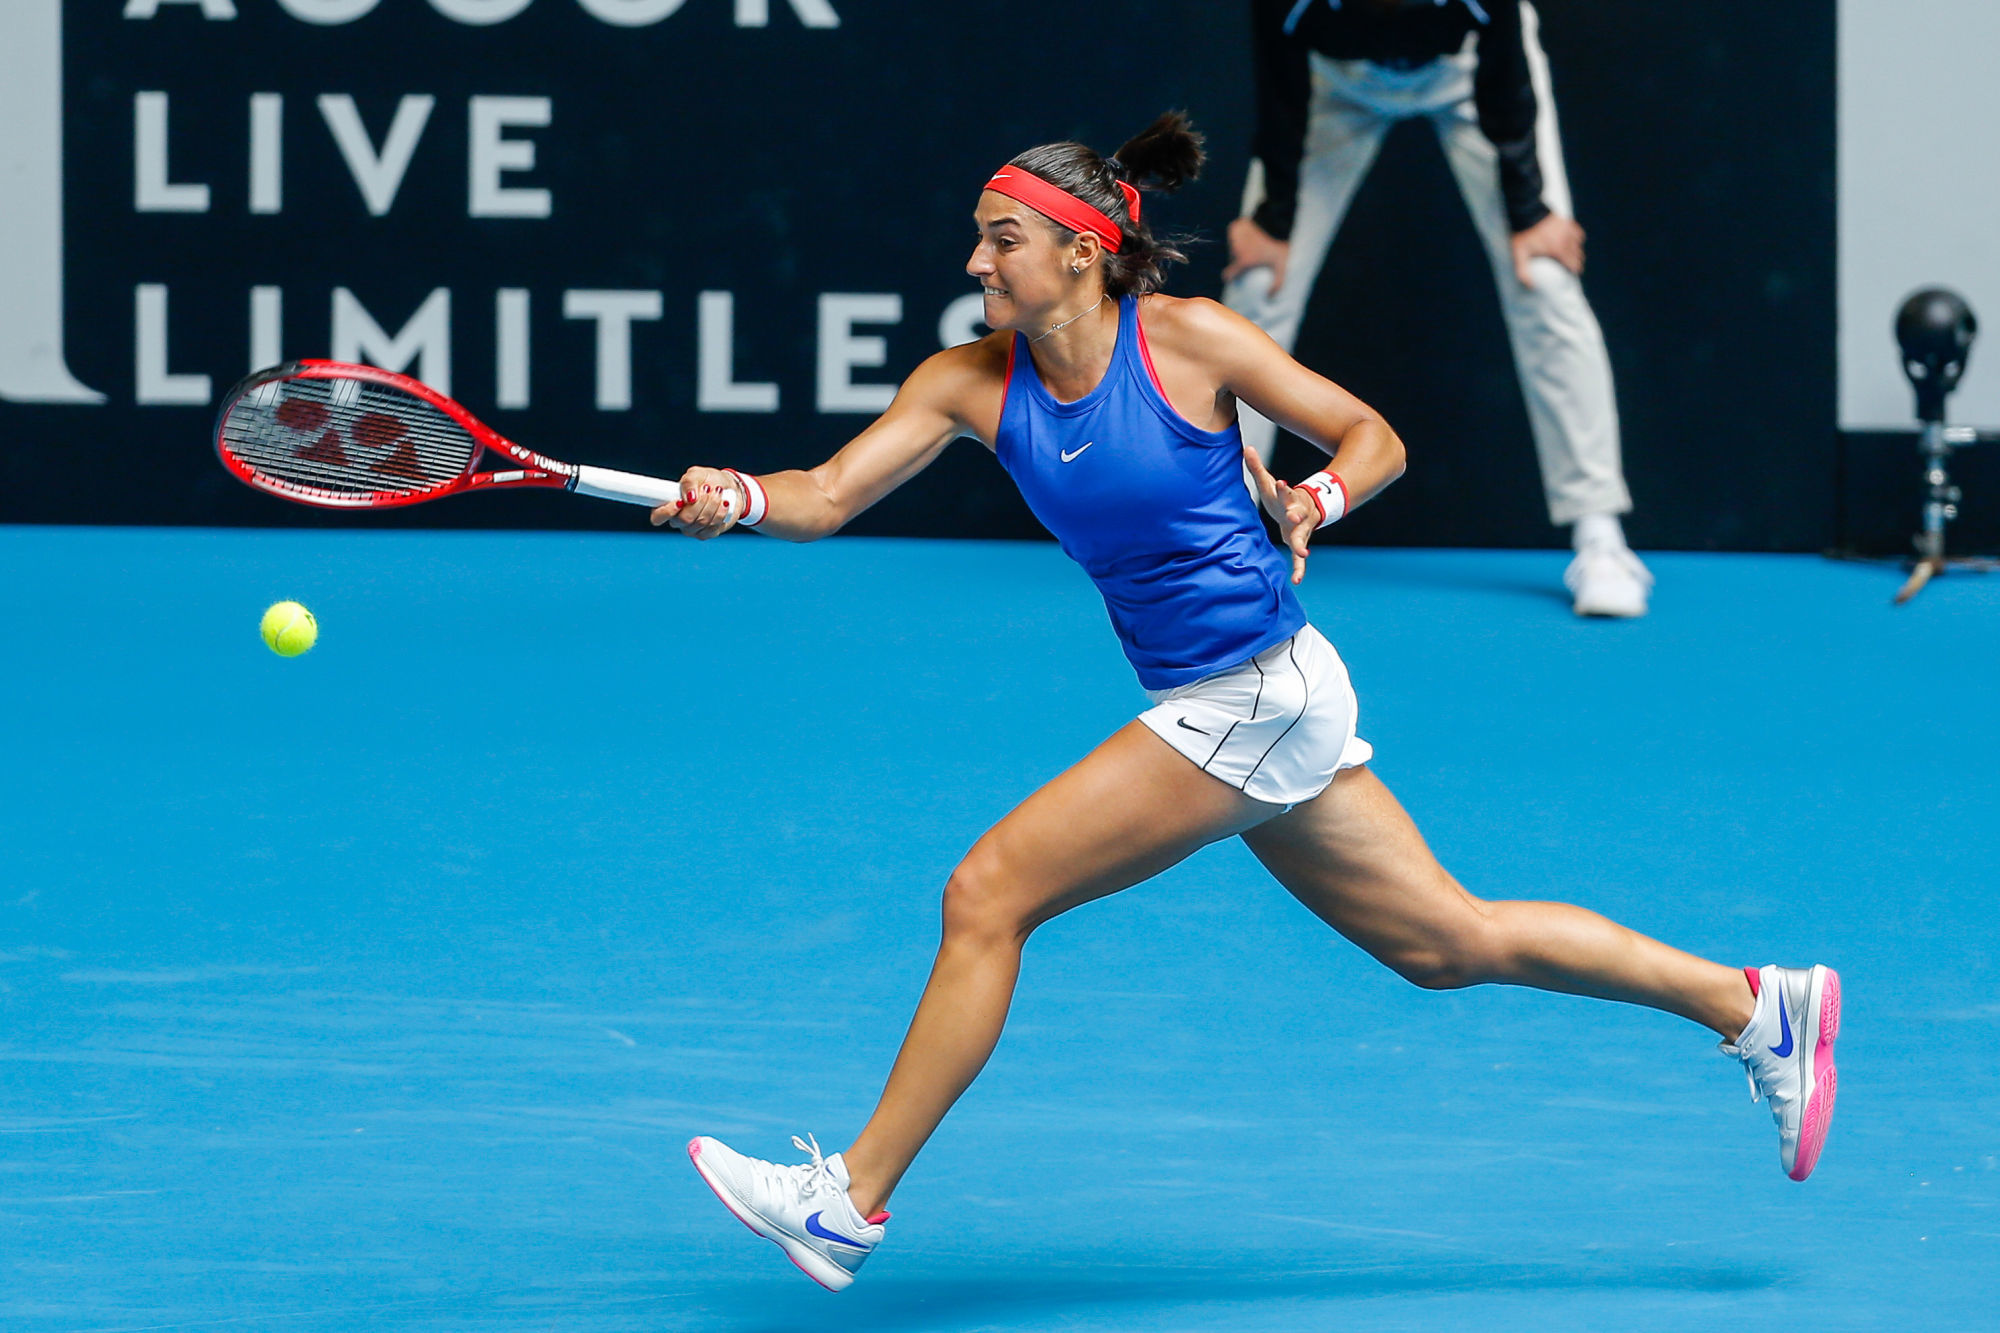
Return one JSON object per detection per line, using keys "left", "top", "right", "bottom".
{"left": 1006, "top": 110, "right": 1206, "bottom": 298}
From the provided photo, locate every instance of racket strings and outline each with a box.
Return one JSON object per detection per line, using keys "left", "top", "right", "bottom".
{"left": 221, "top": 377, "right": 480, "bottom": 497}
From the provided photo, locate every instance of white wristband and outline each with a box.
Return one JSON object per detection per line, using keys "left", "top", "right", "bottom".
{"left": 723, "top": 469, "right": 769, "bottom": 527}
{"left": 1296, "top": 471, "right": 1349, "bottom": 529}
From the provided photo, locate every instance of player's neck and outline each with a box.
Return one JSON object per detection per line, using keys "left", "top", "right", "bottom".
{"left": 1024, "top": 296, "right": 1117, "bottom": 395}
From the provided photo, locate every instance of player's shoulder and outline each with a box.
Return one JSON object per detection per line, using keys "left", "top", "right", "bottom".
{"left": 1137, "top": 293, "right": 1264, "bottom": 365}
{"left": 911, "top": 330, "right": 1011, "bottom": 387}
{"left": 900, "top": 330, "right": 1012, "bottom": 411}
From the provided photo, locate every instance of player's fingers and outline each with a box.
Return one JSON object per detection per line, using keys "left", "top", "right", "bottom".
{"left": 660, "top": 475, "right": 703, "bottom": 527}
{"left": 691, "top": 503, "right": 730, "bottom": 539}
{"left": 673, "top": 495, "right": 713, "bottom": 534}
{"left": 1268, "top": 258, "right": 1288, "bottom": 299}
{"left": 693, "top": 482, "right": 731, "bottom": 527}
{"left": 1290, "top": 516, "right": 1313, "bottom": 556}
{"left": 1242, "top": 444, "right": 1279, "bottom": 503}
{"left": 705, "top": 482, "right": 743, "bottom": 533}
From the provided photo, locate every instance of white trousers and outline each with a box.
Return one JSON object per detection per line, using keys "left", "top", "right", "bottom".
{"left": 1226, "top": 4, "right": 1631, "bottom": 527}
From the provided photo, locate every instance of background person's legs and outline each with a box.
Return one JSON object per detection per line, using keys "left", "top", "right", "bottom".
{"left": 1226, "top": 71, "right": 1390, "bottom": 465}
{"left": 1432, "top": 13, "right": 1632, "bottom": 534}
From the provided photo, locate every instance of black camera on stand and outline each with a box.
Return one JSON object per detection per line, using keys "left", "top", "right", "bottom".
{"left": 1892, "top": 288, "right": 1998, "bottom": 603}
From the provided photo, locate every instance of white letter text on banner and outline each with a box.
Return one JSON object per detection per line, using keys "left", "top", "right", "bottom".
{"left": 468, "top": 96, "right": 552, "bottom": 218}
{"left": 333, "top": 287, "right": 452, "bottom": 395}
{"left": 698, "top": 291, "right": 778, "bottom": 411}
{"left": 817, "top": 293, "right": 902, "bottom": 413}
{"left": 135, "top": 285, "right": 212, "bottom": 405}
{"left": 319, "top": 94, "right": 435, "bottom": 216}
{"left": 134, "top": 93, "right": 210, "bottom": 213}
{"left": 563, "top": 289, "right": 662, "bottom": 410}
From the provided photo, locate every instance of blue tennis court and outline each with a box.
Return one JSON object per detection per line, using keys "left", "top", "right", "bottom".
{"left": 4, "top": 526, "right": 1996, "bottom": 1330}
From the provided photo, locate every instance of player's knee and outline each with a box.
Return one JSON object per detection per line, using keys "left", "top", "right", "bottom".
{"left": 939, "top": 848, "right": 1030, "bottom": 948}
{"left": 1387, "top": 923, "right": 1502, "bottom": 991}
{"left": 1388, "top": 949, "right": 1477, "bottom": 991}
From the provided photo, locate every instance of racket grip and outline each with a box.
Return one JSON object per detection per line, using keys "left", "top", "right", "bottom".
{"left": 572, "top": 464, "right": 730, "bottom": 513}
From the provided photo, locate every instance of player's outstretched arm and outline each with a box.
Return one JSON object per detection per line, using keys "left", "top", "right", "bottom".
{"left": 654, "top": 343, "right": 993, "bottom": 542}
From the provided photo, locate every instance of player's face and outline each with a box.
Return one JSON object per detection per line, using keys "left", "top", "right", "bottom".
{"left": 969, "top": 191, "right": 1079, "bottom": 331}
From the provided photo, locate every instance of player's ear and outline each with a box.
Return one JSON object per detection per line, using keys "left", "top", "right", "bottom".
{"left": 1069, "top": 233, "right": 1103, "bottom": 278}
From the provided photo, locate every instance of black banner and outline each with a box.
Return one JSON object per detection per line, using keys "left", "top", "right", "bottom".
{"left": 1, "top": 1, "right": 1841, "bottom": 551}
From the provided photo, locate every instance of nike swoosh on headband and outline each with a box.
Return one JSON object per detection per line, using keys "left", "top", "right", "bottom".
{"left": 1770, "top": 998, "right": 1794, "bottom": 1058}
{"left": 805, "top": 1211, "right": 872, "bottom": 1250}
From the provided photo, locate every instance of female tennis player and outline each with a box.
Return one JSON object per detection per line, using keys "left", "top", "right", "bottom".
{"left": 666, "top": 113, "right": 1839, "bottom": 1291}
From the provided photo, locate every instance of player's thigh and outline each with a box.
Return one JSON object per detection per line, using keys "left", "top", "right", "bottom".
{"left": 955, "top": 721, "right": 1278, "bottom": 936}
{"left": 1238, "top": 765, "right": 1490, "bottom": 968}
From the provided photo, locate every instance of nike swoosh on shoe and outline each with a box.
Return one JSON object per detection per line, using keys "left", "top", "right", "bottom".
{"left": 805, "top": 1211, "right": 872, "bottom": 1251}
{"left": 1770, "top": 997, "right": 1794, "bottom": 1058}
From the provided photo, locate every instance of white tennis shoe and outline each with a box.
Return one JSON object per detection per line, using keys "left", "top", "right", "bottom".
{"left": 1720, "top": 964, "right": 1842, "bottom": 1181}
{"left": 688, "top": 1133, "right": 888, "bottom": 1291}
{"left": 1565, "top": 541, "right": 1653, "bottom": 617}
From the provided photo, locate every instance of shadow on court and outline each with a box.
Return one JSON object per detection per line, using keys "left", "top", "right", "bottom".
{"left": 713, "top": 1260, "right": 1776, "bottom": 1332}
{"left": 1315, "top": 547, "right": 1580, "bottom": 609}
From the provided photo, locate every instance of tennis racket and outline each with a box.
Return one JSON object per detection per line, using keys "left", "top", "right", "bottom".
{"left": 214, "top": 360, "right": 723, "bottom": 514}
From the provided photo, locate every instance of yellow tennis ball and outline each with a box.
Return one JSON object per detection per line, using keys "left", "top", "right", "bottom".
{"left": 260, "top": 601, "right": 318, "bottom": 657}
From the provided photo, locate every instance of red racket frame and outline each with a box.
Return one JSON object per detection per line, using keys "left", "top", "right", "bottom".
{"left": 214, "top": 360, "right": 581, "bottom": 511}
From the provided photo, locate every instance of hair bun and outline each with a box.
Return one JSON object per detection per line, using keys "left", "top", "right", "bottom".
{"left": 1111, "top": 112, "right": 1204, "bottom": 195}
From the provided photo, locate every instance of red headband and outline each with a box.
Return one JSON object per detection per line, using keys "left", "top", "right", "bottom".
{"left": 984, "top": 165, "right": 1140, "bottom": 254}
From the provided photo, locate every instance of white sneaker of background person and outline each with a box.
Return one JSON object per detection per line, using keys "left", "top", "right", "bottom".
{"left": 1721, "top": 964, "right": 1843, "bottom": 1181}
{"left": 688, "top": 1133, "right": 888, "bottom": 1291}
{"left": 1565, "top": 512, "right": 1654, "bottom": 617}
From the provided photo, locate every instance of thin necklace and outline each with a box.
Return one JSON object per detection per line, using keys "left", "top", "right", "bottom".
{"left": 1028, "top": 294, "right": 1107, "bottom": 343}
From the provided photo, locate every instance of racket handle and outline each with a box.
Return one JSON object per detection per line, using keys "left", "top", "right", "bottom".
{"left": 571, "top": 464, "right": 731, "bottom": 514}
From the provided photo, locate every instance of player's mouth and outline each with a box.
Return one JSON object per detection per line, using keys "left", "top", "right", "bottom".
{"left": 981, "top": 286, "right": 1009, "bottom": 299}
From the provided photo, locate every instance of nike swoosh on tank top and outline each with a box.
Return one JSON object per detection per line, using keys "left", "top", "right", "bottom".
{"left": 994, "top": 295, "right": 1308, "bottom": 690}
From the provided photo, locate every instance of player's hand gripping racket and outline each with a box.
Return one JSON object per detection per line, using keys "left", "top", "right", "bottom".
{"left": 214, "top": 360, "right": 724, "bottom": 516}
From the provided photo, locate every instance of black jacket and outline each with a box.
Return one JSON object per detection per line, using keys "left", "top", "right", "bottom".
{"left": 1249, "top": 0, "right": 1551, "bottom": 239}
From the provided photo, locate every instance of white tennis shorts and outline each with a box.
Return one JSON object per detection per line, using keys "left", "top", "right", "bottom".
{"left": 1137, "top": 624, "right": 1372, "bottom": 807}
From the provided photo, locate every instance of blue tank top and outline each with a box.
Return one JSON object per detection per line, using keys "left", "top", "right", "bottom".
{"left": 995, "top": 295, "right": 1307, "bottom": 690}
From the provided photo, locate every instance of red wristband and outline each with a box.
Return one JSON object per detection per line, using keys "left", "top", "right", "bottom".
{"left": 722, "top": 469, "right": 768, "bottom": 527}
{"left": 1297, "top": 471, "right": 1348, "bottom": 529}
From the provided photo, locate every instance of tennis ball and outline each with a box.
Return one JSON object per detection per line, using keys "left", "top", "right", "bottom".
{"left": 260, "top": 600, "right": 318, "bottom": 657}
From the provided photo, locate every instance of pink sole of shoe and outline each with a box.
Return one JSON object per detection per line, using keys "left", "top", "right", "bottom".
{"left": 1790, "top": 969, "right": 1842, "bottom": 1181}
